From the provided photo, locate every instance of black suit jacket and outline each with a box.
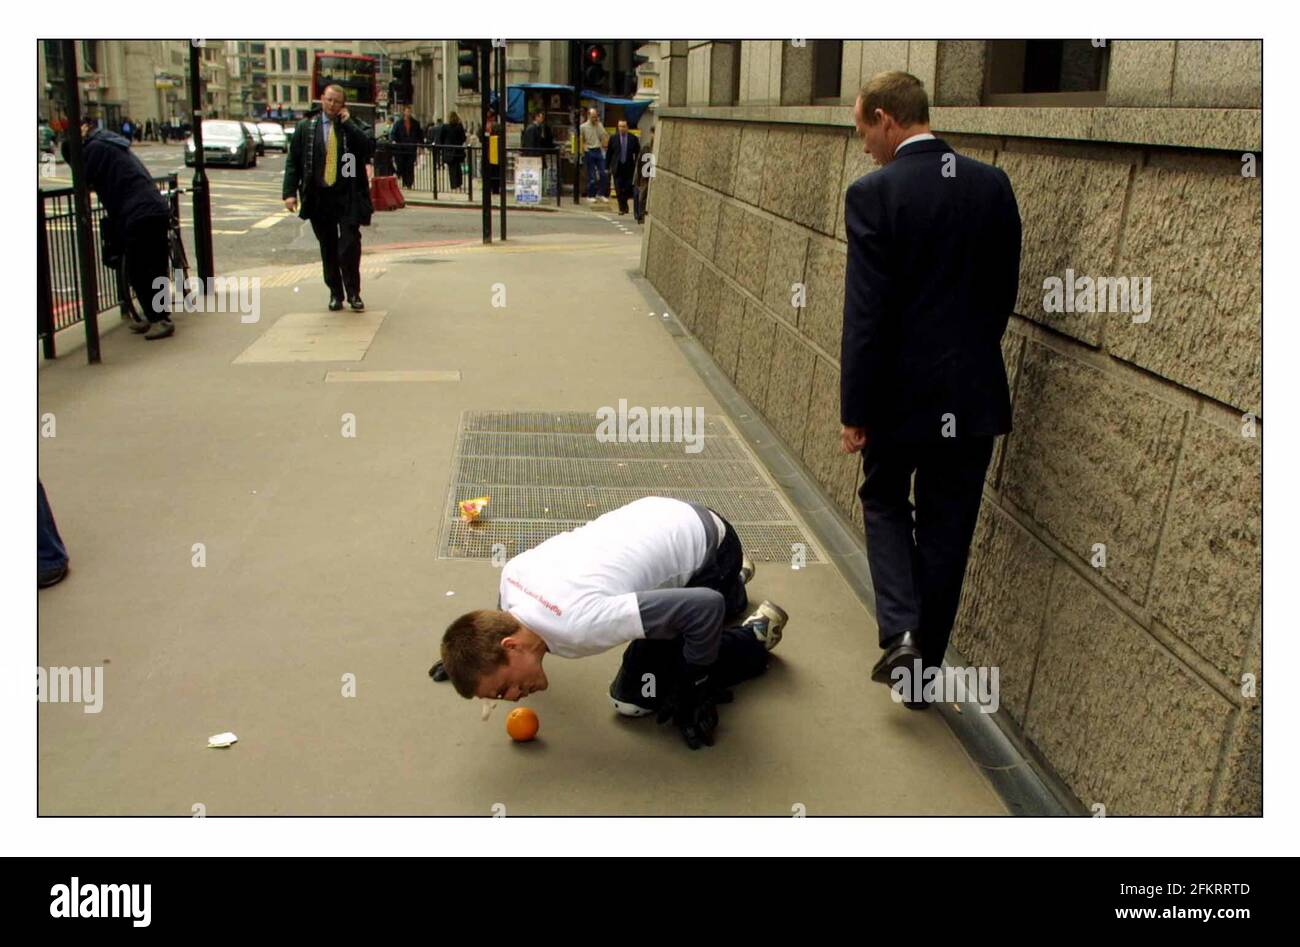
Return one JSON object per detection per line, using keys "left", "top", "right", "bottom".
{"left": 283, "top": 112, "right": 375, "bottom": 225}
{"left": 605, "top": 131, "right": 641, "bottom": 181}
{"left": 390, "top": 117, "right": 422, "bottom": 144}
{"left": 840, "top": 137, "right": 1021, "bottom": 443}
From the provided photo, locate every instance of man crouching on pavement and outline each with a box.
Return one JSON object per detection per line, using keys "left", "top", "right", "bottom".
{"left": 431, "top": 497, "right": 788, "bottom": 750}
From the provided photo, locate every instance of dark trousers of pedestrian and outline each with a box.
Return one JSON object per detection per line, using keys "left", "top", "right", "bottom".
{"left": 38, "top": 481, "right": 68, "bottom": 577}
{"left": 613, "top": 173, "right": 635, "bottom": 214}
{"left": 396, "top": 154, "right": 416, "bottom": 189}
{"left": 308, "top": 188, "right": 361, "bottom": 300}
{"left": 613, "top": 511, "right": 768, "bottom": 700}
{"left": 859, "top": 435, "right": 995, "bottom": 669}
{"left": 633, "top": 182, "right": 646, "bottom": 223}
{"left": 123, "top": 216, "right": 172, "bottom": 324}
{"left": 447, "top": 158, "right": 463, "bottom": 191}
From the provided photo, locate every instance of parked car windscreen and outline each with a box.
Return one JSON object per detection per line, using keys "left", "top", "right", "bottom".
{"left": 202, "top": 121, "right": 245, "bottom": 142}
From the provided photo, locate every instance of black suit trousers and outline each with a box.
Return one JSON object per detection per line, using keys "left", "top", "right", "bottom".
{"left": 859, "top": 436, "right": 994, "bottom": 666}
{"left": 612, "top": 166, "right": 635, "bottom": 213}
{"left": 308, "top": 187, "right": 362, "bottom": 298}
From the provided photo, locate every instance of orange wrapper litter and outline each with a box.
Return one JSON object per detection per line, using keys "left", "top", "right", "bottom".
{"left": 459, "top": 496, "right": 490, "bottom": 523}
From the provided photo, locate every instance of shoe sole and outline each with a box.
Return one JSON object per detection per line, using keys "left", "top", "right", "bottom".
{"left": 609, "top": 694, "right": 655, "bottom": 717}
{"left": 144, "top": 327, "right": 175, "bottom": 340}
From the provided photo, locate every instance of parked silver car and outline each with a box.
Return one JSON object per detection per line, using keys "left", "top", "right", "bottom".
{"left": 184, "top": 120, "right": 258, "bottom": 168}
{"left": 241, "top": 121, "right": 266, "bottom": 156}
{"left": 256, "top": 122, "right": 288, "bottom": 152}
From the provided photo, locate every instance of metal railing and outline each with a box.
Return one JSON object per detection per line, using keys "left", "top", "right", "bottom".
{"left": 38, "top": 174, "right": 182, "bottom": 359}
{"left": 374, "top": 142, "right": 565, "bottom": 207}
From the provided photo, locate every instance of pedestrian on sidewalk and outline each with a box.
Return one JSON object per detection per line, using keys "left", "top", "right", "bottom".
{"left": 604, "top": 119, "right": 640, "bottom": 216}
{"left": 520, "top": 109, "right": 553, "bottom": 155}
{"left": 633, "top": 125, "right": 654, "bottom": 224}
{"left": 438, "top": 112, "right": 467, "bottom": 191}
{"left": 432, "top": 497, "right": 789, "bottom": 751}
{"left": 282, "top": 84, "right": 375, "bottom": 313}
{"left": 38, "top": 482, "right": 69, "bottom": 588}
{"left": 480, "top": 110, "right": 503, "bottom": 195}
{"left": 390, "top": 104, "right": 422, "bottom": 189}
{"left": 64, "top": 120, "right": 176, "bottom": 339}
{"left": 840, "top": 71, "right": 1021, "bottom": 710}
{"left": 578, "top": 108, "right": 609, "bottom": 203}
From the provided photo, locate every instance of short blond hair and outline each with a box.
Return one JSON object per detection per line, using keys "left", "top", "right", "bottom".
{"left": 858, "top": 71, "right": 929, "bottom": 127}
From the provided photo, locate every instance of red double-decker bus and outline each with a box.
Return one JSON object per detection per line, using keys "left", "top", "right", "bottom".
{"left": 311, "top": 52, "right": 379, "bottom": 126}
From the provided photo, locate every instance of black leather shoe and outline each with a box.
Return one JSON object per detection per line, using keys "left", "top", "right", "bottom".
{"left": 870, "top": 631, "right": 924, "bottom": 686}
{"left": 328, "top": 295, "right": 343, "bottom": 311}
{"left": 348, "top": 296, "right": 365, "bottom": 312}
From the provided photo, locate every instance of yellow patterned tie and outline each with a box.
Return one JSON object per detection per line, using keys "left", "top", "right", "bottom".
{"left": 324, "top": 121, "right": 338, "bottom": 186}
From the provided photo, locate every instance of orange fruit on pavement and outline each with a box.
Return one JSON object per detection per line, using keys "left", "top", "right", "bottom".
{"left": 506, "top": 707, "right": 540, "bottom": 742}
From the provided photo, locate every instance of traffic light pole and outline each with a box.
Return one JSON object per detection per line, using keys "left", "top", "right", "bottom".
{"left": 189, "top": 43, "right": 215, "bottom": 283}
{"left": 497, "top": 42, "right": 507, "bottom": 242}
{"left": 479, "top": 40, "right": 491, "bottom": 245}
{"left": 60, "top": 40, "right": 100, "bottom": 364}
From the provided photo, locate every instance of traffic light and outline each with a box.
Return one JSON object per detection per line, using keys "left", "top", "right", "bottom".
{"left": 457, "top": 41, "right": 479, "bottom": 91}
{"left": 394, "top": 59, "right": 413, "bottom": 104}
{"left": 583, "top": 42, "right": 608, "bottom": 91}
{"left": 627, "top": 45, "right": 651, "bottom": 96}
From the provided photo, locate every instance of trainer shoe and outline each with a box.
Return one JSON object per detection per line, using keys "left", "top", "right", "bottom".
{"left": 739, "top": 554, "right": 755, "bottom": 586}
{"left": 743, "top": 600, "right": 788, "bottom": 652}
{"left": 608, "top": 664, "right": 656, "bottom": 717}
{"left": 128, "top": 316, "right": 151, "bottom": 334}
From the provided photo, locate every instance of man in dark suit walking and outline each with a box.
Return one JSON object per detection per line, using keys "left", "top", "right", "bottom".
{"left": 283, "top": 84, "right": 375, "bottom": 312}
{"left": 605, "top": 120, "right": 641, "bottom": 216}
{"left": 390, "top": 104, "right": 422, "bottom": 189}
{"left": 840, "top": 71, "right": 1021, "bottom": 708}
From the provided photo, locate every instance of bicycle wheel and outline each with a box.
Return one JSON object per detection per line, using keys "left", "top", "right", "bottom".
{"left": 168, "top": 222, "right": 190, "bottom": 285}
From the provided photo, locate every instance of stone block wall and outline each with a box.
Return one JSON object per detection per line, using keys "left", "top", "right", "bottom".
{"left": 643, "top": 40, "right": 1261, "bottom": 815}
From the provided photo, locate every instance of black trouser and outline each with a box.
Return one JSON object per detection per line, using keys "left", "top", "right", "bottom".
{"left": 614, "top": 511, "right": 767, "bottom": 698}
{"left": 613, "top": 172, "right": 635, "bottom": 214}
{"left": 395, "top": 154, "right": 416, "bottom": 188}
{"left": 308, "top": 188, "right": 362, "bottom": 299}
{"left": 123, "top": 216, "right": 171, "bottom": 324}
{"left": 859, "top": 435, "right": 995, "bottom": 667}
{"left": 446, "top": 155, "right": 463, "bottom": 190}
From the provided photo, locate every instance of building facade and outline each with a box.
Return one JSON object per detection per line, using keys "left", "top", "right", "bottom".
{"left": 641, "top": 39, "right": 1262, "bottom": 815}
{"left": 39, "top": 40, "right": 198, "bottom": 127}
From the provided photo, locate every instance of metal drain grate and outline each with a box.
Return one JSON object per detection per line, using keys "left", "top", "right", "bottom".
{"left": 439, "top": 411, "right": 822, "bottom": 564}
{"left": 463, "top": 410, "right": 734, "bottom": 436}
{"left": 454, "top": 457, "right": 770, "bottom": 490}
{"left": 450, "top": 485, "right": 793, "bottom": 522}
{"left": 460, "top": 432, "right": 752, "bottom": 461}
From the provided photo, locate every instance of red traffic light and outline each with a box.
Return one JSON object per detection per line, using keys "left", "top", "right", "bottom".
{"left": 586, "top": 44, "right": 606, "bottom": 63}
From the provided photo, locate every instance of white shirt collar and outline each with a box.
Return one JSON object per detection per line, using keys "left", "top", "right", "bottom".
{"left": 894, "top": 132, "right": 937, "bottom": 156}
